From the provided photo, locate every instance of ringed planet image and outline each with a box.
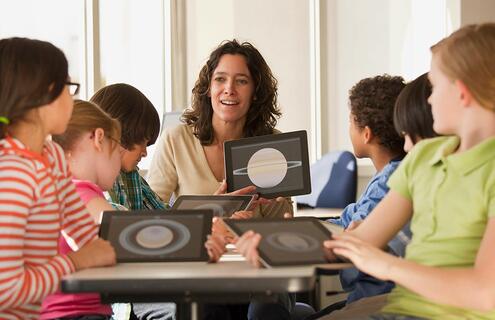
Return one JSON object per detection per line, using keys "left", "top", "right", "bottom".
{"left": 232, "top": 148, "right": 302, "bottom": 188}
{"left": 119, "top": 219, "right": 191, "bottom": 256}
{"left": 266, "top": 231, "right": 319, "bottom": 252}
{"left": 135, "top": 225, "right": 174, "bottom": 249}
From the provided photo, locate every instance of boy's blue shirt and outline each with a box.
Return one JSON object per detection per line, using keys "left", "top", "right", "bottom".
{"left": 330, "top": 158, "right": 402, "bottom": 228}
{"left": 327, "top": 157, "right": 412, "bottom": 304}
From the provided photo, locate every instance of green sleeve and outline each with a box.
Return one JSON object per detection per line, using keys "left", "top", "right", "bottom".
{"left": 387, "top": 152, "right": 414, "bottom": 201}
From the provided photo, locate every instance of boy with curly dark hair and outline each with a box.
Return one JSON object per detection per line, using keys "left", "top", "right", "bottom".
{"left": 327, "top": 74, "right": 406, "bottom": 307}
{"left": 331, "top": 74, "right": 406, "bottom": 228}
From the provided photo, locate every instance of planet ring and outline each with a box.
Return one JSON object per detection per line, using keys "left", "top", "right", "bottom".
{"left": 233, "top": 160, "right": 302, "bottom": 175}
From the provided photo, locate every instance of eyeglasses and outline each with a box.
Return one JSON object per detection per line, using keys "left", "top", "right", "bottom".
{"left": 66, "top": 81, "right": 80, "bottom": 96}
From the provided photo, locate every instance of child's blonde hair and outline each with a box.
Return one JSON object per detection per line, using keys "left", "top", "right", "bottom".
{"left": 431, "top": 23, "right": 495, "bottom": 112}
{"left": 53, "top": 99, "right": 121, "bottom": 152}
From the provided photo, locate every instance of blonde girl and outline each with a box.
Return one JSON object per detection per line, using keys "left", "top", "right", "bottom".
{"left": 41, "top": 100, "right": 123, "bottom": 320}
{"left": 320, "top": 23, "right": 495, "bottom": 319}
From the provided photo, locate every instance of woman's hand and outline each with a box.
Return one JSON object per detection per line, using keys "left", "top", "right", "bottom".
{"left": 67, "top": 238, "right": 116, "bottom": 271}
{"left": 205, "top": 234, "right": 227, "bottom": 263}
{"left": 214, "top": 180, "right": 256, "bottom": 195}
{"left": 323, "top": 233, "right": 397, "bottom": 280}
{"left": 235, "top": 230, "right": 262, "bottom": 268}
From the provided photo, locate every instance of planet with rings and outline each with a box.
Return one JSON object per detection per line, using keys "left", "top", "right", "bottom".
{"left": 135, "top": 225, "right": 174, "bottom": 249}
{"left": 232, "top": 148, "right": 302, "bottom": 188}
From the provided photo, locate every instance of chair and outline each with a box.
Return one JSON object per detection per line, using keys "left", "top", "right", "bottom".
{"left": 296, "top": 151, "right": 357, "bottom": 208}
{"left": 290, "top": 302, "right": 316, "bottom": 320}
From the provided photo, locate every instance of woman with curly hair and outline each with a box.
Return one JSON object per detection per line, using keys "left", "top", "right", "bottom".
{"left": 148, "top": 39, "right": 292, "bottom": 218}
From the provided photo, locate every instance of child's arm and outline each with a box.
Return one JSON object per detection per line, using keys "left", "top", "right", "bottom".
{"left": 325, "top": 217, "right": 495, "bottom": 311}
{"left": 85, "top": 196, "right": 116, "bottom": 223}
{"left": 341, "top": 190, "right": 413, "bottom": 249}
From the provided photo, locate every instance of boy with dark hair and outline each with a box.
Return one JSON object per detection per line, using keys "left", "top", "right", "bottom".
{"left": 330, "top": 74, "right": 406, "bottom": 229}
{"left": 236, "top": 75, "right": 406, "bottom": 320}
{"left": 90, "top": 83, "right": 167, "bottom": 210}
{"left": 90, "top": 84, "right": 173, "bottom": 320}
{"left": 326, "top": 75, "right": 407, "bottom": 308}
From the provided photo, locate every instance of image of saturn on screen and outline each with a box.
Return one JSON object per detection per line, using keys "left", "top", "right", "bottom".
{"left": 224, "top": 130, "right": 311, "bottom": 198}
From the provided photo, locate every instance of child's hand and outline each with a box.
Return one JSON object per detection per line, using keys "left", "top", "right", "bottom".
{"left": 230, "top": 210, "right": 253, "bottom": 220}
{"left": 323, "top": 233, "right": 397, "bottom": 280}
{"left": 67, "top": 238, "right": 116, "bottom": 271}
{"left": 235, "top": 230, "right": 262, "bottom": 268}
{"left": 205, "top": 234, "right": 227, "bottom": 262}
{"left": 212, "top": 217, "right": 236, "bottom": 243}
{"left": 247, "top": 196, "right": 288, "bottom": 211}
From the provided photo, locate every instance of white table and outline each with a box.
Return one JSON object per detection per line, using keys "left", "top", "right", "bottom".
{"left": 62, "top": 260, "right": 350, "bottom": 320}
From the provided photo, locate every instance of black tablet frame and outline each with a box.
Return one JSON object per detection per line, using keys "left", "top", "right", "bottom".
{"left": 99, "top": 209, "right": 212, "bottom": 263}
{"left": 171, "top": 195, "right": 254, "bottom": 217}
{"left": 224, "top": 217, "right": 332, "bottom": 267}
{"left": 224, "top": 130, "right": 311, "bottom": 198}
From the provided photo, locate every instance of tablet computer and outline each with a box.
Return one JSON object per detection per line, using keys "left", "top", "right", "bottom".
{"left": 171, "top": 195, "right": 254, "bottom": 218}
{"left": 224, "top": 130, "right": 311, "bottom": 198}
{"left": 99, "top": 210, "right": 212, "bottom": 263}
{"left": 224, "top": 218, "right": 332, "bottom": 267}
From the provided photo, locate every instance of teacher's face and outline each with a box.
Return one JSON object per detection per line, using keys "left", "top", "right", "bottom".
{"left": 209, "top": 54, "right": 255, "bottom": 124}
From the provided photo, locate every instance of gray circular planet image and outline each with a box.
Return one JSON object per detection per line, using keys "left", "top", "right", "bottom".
{"left": 232, "top": 148, "right": 302, "bottom": 188}
{"left": 266, "top": 232, "right": 319, "bottom": 252}
{"left": 119, "top": 219, "right": 191, "bottom": 256}
{"left": 135, "top": 225, "right": 174, "bottom": 249}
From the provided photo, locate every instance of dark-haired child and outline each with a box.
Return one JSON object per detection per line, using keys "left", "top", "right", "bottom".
{"left": 0, "top": 37, "right": 115, "bottom": 319}
{"left": 90, "top": 84, "right": 176, "bottom": 320}
{"left": 90, "top": 83, "right": 167, "bottom": 211}
{"left": 327, "top": 75, "right": 407, "bottom": 304}
{"left": 237, "top": 75, "right": 406, "bottom": 319}
{"left": 394, "top": 72, "right": 438, "bottom": 153}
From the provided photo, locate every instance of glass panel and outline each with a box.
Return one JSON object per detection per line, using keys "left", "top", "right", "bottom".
{"left": 99, "top": 0, "right": 166, "bottom": 170}
{"left": 0, "top": 0, "right": 86, "bottom": 98}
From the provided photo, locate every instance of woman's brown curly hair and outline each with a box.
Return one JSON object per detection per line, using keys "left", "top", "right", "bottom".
{"left": 349, "top": 74, "right": 406, "bottom": 155}
{"left": 182, "top": 39, "right": 281, "bottom": 145}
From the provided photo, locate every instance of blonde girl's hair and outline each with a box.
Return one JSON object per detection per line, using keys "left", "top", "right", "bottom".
{"left": 431, "top": 23, "right": 495, "bottom": 112}
{"left": 52, "top": 99, "right": 121, "bottom": 153}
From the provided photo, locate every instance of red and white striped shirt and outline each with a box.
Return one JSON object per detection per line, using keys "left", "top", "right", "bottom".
{"left": 0, "top": 137, "right": 98, "bottom": 319}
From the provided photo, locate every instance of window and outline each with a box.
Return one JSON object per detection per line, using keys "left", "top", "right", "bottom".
{"left": 0, "top": 0, "right": 87, "bottom": 98}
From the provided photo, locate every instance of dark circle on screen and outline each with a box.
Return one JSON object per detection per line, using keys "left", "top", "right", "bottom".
{"left": 266, "top": 232, "right": 319, "bottom": 252}
{"left": 119, "top": 219, "right": 191, "bottom": 256}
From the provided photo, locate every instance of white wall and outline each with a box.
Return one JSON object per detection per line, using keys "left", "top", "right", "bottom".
{"left": 183, "top": 0, "right": 313, "bottom": 154}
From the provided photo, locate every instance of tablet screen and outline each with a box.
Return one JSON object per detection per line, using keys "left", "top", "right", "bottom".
{"left": 225, "top": 218, "right": 332, "bottom": 267}
{"left": 99, "top": 210, "right": 212, "bottom": 262}
{"left": 224, "top": 131, "right": 311, "bottom": 198}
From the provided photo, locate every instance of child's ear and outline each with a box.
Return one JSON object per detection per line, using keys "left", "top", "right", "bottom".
{"left": 92, "top": 128, "right": 105, "bottom": 151}
{"left": 363, "top": 126, "right": 373, "bottom": 144}
{"left": 455, "top": 80, "right": 473, "bottom": 107}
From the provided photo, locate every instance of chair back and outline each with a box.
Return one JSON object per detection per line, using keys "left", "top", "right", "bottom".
{"left": 296, "top": 151, "right": 357, "bottom": 208}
